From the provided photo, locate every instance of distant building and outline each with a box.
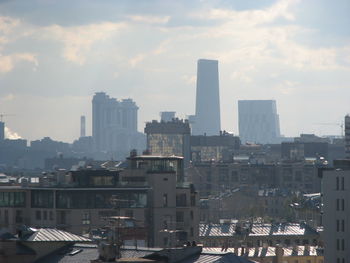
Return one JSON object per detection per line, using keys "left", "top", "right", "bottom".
{"left": 190, "top": 132, "right": 240, "bottom": 163}
{"left": 0, "top": 121, "right": 4, "bottom": 141}
{"left": 144, "top": 119, "right": 191, "bottom": 167}
{"left": 322, "top": 159, "right": 350, "bottom": 262}
{"left": 160, "top": 111, "right": 176, "bottom": 122}
{"left": 345, "top": 115, "right": 350, "bottom": 158}
{"left": 92, "top": 92, "right": 145, "bottom": 160}
{"left": 80, "top": 115, "right": 86, "bottom": 138}
{"left": 238, "top": 100, "right": 281, "bottom": 144}
{"left": 192, "top": 59, "right": 221, "bottom": 136}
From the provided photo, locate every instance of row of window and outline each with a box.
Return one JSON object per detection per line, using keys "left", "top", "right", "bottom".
{"left": 35, "top": 210, "right": 54, "bottom": 221}
{"left": 336, "top": 176, "right": 345, "bottom": 191}
{"left": 336, "top": 199, "right": 345, "bottom": 211}
{"left": 336, "top": 239, "right": 345, "bottom": 251}
{"left": 0, "top": 192, "right": 26, "bottom": 207}
{"left": 336, "top": 219, "right": 345, "bottom": 232}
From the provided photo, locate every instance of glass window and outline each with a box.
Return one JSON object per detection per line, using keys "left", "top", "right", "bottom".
{"left": 31, "top": 190, "right": 53, "bottom": 208}
{"left": 36, "top": 210, "right": 41, "bottom": 220}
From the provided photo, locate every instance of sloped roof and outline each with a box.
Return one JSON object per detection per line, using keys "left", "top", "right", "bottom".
{"left": 22, "top": 228, "right": 91, "bottom": 242}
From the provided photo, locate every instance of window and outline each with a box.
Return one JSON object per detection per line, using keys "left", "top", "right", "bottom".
{"left": 43, "top": 210, "right": 47, "bottom": 220}
{"left": 337, "top": 239, "right": 340, "bottom": 250}
{"left": 342, "top": 199, "right": 345, "bottom": 211}
{"left": 176, "top": 194, "right": 187, "bottom": 207}
{"left": 4, "top": 210, "right": 8, "bottom": 224}
{"left": 341, "top": 177, "right": 345, "bottom": 190}
{"left": 342, "top": 239, "right": 345, "bottom": 251}
{"left": 190, "top": 210, "right": 194, "bottom": 220}
{"left": 342, "top": 219, "right": 345, "bottom": 232}
{"left": 49, "top": 211, "right": 54, "bottom": 220}
{"left": 337, "top": 220, "right": 340, "bottom": 232}
{"left": 36, "top": 210, "right": 41, "bottom": 220}
{"left": 15, "top": 210, "right": 23, "bottom": 223}
{"left": 337, "top": 177, "right": 339, "bottom": 190}
{"left": 176, "top": 211, "right": 184, "bottom": 223}
{"left": 337, "top": 199, "right": 340, "bottom": 211}
{"left": 163, "top": 194, "right": 168, "bottom": 207}
{"left": 190, "top": 227, "right": 194, "bottom": 237}
{"left": 82, "top": 212, "right": 90, "bottom": 225}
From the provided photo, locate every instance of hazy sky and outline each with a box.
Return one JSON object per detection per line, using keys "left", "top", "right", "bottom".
{"left": 0, "top": 0, "right": 349, "bottom": 142}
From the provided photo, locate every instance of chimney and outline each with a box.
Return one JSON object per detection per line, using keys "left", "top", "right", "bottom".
{"left": 275, "top": 245, "right": 284, "bottom": 263}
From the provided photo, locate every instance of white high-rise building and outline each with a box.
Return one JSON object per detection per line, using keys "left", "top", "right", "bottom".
{"left": 92, "top": 92, "right": 145, "bottom": 159}
{"left": 238, "top": 100, "right": 281, "bottom": 144}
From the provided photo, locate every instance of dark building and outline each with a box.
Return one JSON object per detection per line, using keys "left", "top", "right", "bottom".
{"left": 281, "top": 142, "right": 328, "bottom": 160}
{"left": 190, "top": 132, "right": 240, "bottom": 163}
{"left": 144, "top": 119, "right": 191, "bottom": 167}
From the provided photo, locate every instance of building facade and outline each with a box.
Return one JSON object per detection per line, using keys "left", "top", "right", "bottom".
{"left": 238, "top": 100, "right": 281, "bottom": 144}
{"left": 322, "top": 160, "right": 350, "bottom": 263}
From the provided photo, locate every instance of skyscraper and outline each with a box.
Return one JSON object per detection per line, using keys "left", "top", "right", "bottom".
{"left": 92, "top": 92, "right": 145, "bottom": 159}
{"left": 192, "top": 59, "right": 221, "bottom": 136}
{"left": 238, "top": 100, "right": 281, "bottom": 144}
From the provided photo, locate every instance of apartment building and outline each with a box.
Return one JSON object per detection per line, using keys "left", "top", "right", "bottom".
{"left": 0, "top": 155, "right": 199, "bottom": 248}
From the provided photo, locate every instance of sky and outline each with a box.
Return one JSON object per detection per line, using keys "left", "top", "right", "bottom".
{"left": 0, "top": 0, "right": 349, "bottom": 142}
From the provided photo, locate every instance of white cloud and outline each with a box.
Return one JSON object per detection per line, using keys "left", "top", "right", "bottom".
{"left": 42, "top": 22, "right": 126, "bottom": 65}
{"left": 5, "top": 127, "right": 21, "bottom": 139}
{"left": 127, "top": 15, "right": 170, "bottom": 25}
{"left": 0, "top": 52, "right": 38, "bottom": 73}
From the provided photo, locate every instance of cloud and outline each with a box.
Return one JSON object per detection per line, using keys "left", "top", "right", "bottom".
{"left": 5, "top": 127, "right": 21, "bottom": 139}
{"left": 127, "top": 15, "right": 170, "bottom": 25}
{"left": 42, "top": 22, "right": 126, "bottom": 65}
{"left": 0, "top": 52, "right": 38, "bottom": 73}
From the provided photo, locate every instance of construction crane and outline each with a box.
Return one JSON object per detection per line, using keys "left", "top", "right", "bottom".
{"left": 0, "top": 114, "right": 15, "bottom": 122}
{"left": 314, "top": 122, "right": 344, "bottom": 137}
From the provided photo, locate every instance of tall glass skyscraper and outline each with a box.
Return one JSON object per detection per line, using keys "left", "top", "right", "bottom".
{"left": 192, "top": 59, "right": 221, "bottom": 136}
{"left": 238, "top": 100, "right": 281, "bottom": 144}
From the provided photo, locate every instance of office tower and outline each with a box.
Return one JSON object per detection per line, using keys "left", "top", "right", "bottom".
{"left": 160, "top": 111, "right": 176, "bottom": 122}
{"left": 144, "top": 119, "right": 191, "bottom": 167}
{"left": 322, "top": 159, "right": 350, "bottom": 262}
{"left": 80, "top": 116, "right": 86, "bottom": 138}
{"left": 92, "top": 92, "right": 144, "bottom": 159}
{"left": 238, "top": 100, "right": 281, "bottom": 144}
{"left": 345, "top": 115, "right": 350, "bottom": 158}
{"left": 192, "top": 59, "right": 221, "bottom": 135}
{"left": 0, "top": 122, "right": 4, "bottom": 141}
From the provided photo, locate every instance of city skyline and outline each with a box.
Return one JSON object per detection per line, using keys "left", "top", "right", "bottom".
{"left": 0, "top": 0, "right": 349, "bottom": 142}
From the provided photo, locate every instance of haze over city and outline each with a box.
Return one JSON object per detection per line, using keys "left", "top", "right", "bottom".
{"left": 0, "top": 0, "right": 349, "bottom": 143}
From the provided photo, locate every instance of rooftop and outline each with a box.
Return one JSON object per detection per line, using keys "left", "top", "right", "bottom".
{"left": 199, "top": 223, "right": 318, "bottom": 238}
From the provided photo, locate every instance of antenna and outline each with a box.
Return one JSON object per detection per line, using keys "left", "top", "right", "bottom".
{"left": 0, "top": 114, "right": 15, "bottom": 122}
